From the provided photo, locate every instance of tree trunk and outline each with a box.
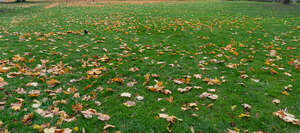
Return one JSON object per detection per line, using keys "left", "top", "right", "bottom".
{"left": 16, "top": 0, "right": 21, "bottom": 2}
{"left": 22, "top": 0, "right": 26, "bottom": 2}
{"left": 282, "top": 0, "right": 290, "bottom": 4}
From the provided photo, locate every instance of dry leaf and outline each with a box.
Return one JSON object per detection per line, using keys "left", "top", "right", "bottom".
{"left": 227, "top": 129, "right": 239, "bottom": 133}
{"left": 44, "top": 127, "right": 72, "bottom": 133}
{"left": 46, "top": 79, "right": 60, "bottom": 88}
{"left": 272, "top": 99, "right": 280, "bottom": 104}
{"left": 103, "top": 124, "right": 115, "bottom": 130}
{"left": 173, "top": 79, "right": 185, "bottom": 84}
{"left": 81, "top": 109, "right": 97, "bottom": 119}
{"left": 0, "top": 77, "right": 8, "bottom": 87}
{"left": 241, "top": 104, "right": 251, "bottom": 110}
{"left": 97, "top": 113, "right": 110, "bottom": 121}
{"left": 72, "top": 104, "right": 83, "bottom": 112}
{"left": 203, "top": 78, "right": 221, "bottom": 85}
{"left": 239, "top": 113, "right": 251, "bottom": 118}
{"left": 22, "top": 113, "right": 33, "bottom": 125}
{"left": 177, "top": 87, "right": 192, "bottom": 93}
{"left": 120, "top": 92, "right": 131, "bottom": 98}
{"left": 159, "top": 113, "right": 182, "bottom": 123}
{"left": 26, "top": 82, "right": 39, "bottom": 87}
{"left": 11, "top": 100, "right": 23, "bottom": 111}
{"left": 0, "top": 67, "right": 9, "bottom": 73}
{"left": 29, "top": 90, "right": 41, "bottom": 97}
{"left": 273, "top": 109, "right": 300, "bottom": 125}
{"left": 123, "top": 101, "right": 136, "bottom": 107}
{"left": 136, "top": 95, "right": 144, "bottom": 101}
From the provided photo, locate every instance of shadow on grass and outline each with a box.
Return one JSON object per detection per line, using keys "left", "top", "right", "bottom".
{"left": 0, "top": 0, "right": 50, "bottom": 4}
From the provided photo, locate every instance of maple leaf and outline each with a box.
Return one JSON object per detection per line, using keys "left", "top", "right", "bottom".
{"left": 203, "top": 78, "right": 221, "bottom": 85}
{"left": 44, "top": 127, "right": 72, "bottom": 133}
{"left": 103, "top": 124, "right": 115, "bottom": 130}
{"left": 136, "top": 95, "right": 144, "bottom": 101}
{"left": 0, "top": 67, "right": 9, "bottom": 73}
{"left": 123, "top": 101, "right": 136, "bottom": 107}
{"left": 241, "top": 104, "right": 252, "bottom": 110}
{"left": 177, "top": 86, "right": 192, "bottom": 93}
{"left": 227, "top": 129, "right": 239, "bottom": 133}
{"left": 112, "top": 77, "right": 124, "bottom": 84}
{"left": 129, "top": 67, "right": 139, "bottom": 72}
{"left": 0, "top": 77, "right": 8, "bottom": 88}
{"left": 28, "top": 90, "right": 41, "bottom": 97}
{"left": 26, "top": 82, "right": 39, "bottom": 87}
{"left": 72, "top": 104, "right": 83, "bottom": 112}
{"left": 81, "top": 109, "right": 97, "bottom": 119}
{"left": 159, "top": 113, "right": 182, "bottom": 123}
{"left": 273, "top": 109, "right": 300, "bottom": 125}
{"left": 120, "top": 92, "right": 131, "bottom": 98}
{"left": 173, "top": 79, "right": 185, "bottom": 84}
{"left": 7, "top": 72, "right": 22, "bottom": 78}
{"left": 272, "top": 99, "right": 280, "bottom": 104}
{"left": 46, "top": 79, "right": 60, "bottom": 88}
{"left": 22, "top": 113, "right": 33, "bottom": 125}
{"left": 143, "top": 73, "right": 150, "bottom": 85}
{"left": 11, "top": 101, "right": 22, "bottom": 111}
{"left": 97, "top": 113, "right": 110, "bottom": 121}
{"left": 239, "top": 113, "right": 251, "bottom": 118}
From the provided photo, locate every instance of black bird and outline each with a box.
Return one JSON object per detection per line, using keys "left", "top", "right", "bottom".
{"left": 84, "top": 29, "right": 89, "bottom": 34}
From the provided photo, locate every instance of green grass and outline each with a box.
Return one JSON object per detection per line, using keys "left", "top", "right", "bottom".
{"left": 0, "top": 1, "right": 300, "bottom": 132}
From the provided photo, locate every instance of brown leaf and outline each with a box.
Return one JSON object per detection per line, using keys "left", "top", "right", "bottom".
{"left": 273, "top": 109, "right": 300, "bottom": 125}
{"left": 123, "top": 101, "right": 136, "bottom": 107}
{"left": 159, "top": 113, "right": 182, "bottom": 123}
{"left": 177, "top": 87, "right": 192, "bottom": 93}
{"left": 29, "top": 90, "right": 41, "bottom": 97}
{"left": 22, "top": 113, "right": 33, "bottom": 125}
{"left": 97, "top": 113, "right": 110, "bottom": 121}
{"left": 103, "top": 124, "right": 115, "bottom": 130}
{"left": 0, "top": 67, "right": 9, "bottom": 73}
{"left": 143, "top": 73, "right": 150, "bottom": 85}
{"left": 72, "top": 104, "right": 83, "bottom": 112}
{"left": 46, "top": 79, "right": 60, "bottom": 88}
{"left": 0, "top": 77, "right": 8, "bottom": 87}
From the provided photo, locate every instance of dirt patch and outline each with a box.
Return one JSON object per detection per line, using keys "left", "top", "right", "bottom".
{"left": 43, "top": 0, "right": 170, "bottom": 8}
{"left": 44, "top": 2, "right": 59, "bottom": 8}
{"left": 65, "top": 1, "right": 104, "bottom": 7}
{"left": 99, "top": 0, "right": 166, "bottom": 4}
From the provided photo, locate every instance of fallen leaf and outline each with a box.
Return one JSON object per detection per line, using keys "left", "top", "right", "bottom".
{"left": 81, "top": 109, "right": 97, "bottom": 119}
{"left": 26, "top": 82, "right": 39, "bottom": 87}
{"left": 0, "top": 67, "right": 9, "bottom": 73}
{"left": 241, "top": 104, "right": 252, "bottom": 110}
{"left": 177, "top": 86, "right": 192, "bottom": 93}
{"left": 120, "top": 92, "right": 131, "bottom": 98}
{"left": 97, "top": 113, "right": 110, "bottom": 121}
{"left": 239, "top": 113, "right": 251, "bottom": 118}
{"left": 29, "top": 90, "right": 41, "bottom": 97}
{"left": 44, "top": 127, "right": 72, "bottom": 133}
{"left": 46, "top": 79, "right": 60, "bottom": 88}
{"left": 72, "top": 104, "right": 83, "bottom": 112}
{"left": 123, "top": 101, "right": 136, "bottom": 107}
{"left": 159, "top": 113, "right": 182, "bottom": 123}
{"left": 272, "top": 99, "right": 280, "bottom": 104}
{"left": 0, "top": 77, "right": 8, "bottom": 87}
{"left": 227, "top": 129, "right": 239, "bottom": 133}
{"left": 273, "top": 109, "right": 300, "bottom": 125}
{"left": 103, "top": 124, "right": 115, "bottom": 130}
{"left": 22, "top": 113, "right": 33, "bottom": 125}
{"left": 136, "top": 95, "right": 144, "bottom": 101}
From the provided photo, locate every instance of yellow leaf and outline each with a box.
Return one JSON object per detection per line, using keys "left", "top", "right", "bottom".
{"left": 239, "top": 113, "right": 250, "bottom": 118}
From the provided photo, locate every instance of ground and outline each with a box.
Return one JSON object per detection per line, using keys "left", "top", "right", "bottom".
{"left": 0, "top": 0, "right": 300, "bottom": 133}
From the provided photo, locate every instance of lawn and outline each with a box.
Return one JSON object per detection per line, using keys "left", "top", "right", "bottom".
{"left": 0, "top": 0, "right": 299, "bottom": 132}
